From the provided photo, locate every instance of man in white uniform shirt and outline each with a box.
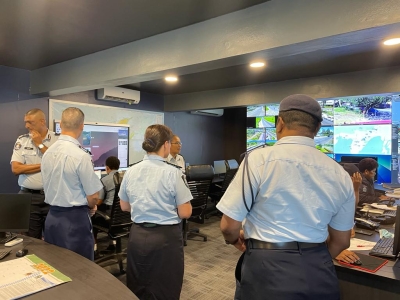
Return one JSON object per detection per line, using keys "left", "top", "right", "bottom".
{"left": 167, "top": 135, "right": 186, "bottom": 171}
{"left": 217, "top": 94, "right": 355, "bottom": 300}
{"left": 11, "top": 108, "right": 58, "bottom": 239}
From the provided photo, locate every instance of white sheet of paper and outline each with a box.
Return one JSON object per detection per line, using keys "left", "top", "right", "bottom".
{"left": 347, "top": 238, "right": 377, "bottom": 251}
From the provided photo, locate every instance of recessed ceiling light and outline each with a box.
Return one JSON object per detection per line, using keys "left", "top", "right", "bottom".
{"left": 250, "top": 62, "right": 265, "bottom": 68}
{"left": 165, "top": 76, "right": 178, "bottom": 82}
{"left": 383, "top": 38, "right": 400, "bottom": 46}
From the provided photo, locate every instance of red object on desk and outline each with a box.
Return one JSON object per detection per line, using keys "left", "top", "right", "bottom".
{"left": 338, "top": 253, "right": 389, "bottom": 273}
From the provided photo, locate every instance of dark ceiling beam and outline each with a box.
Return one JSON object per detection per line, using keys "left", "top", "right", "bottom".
{"left": 30, "top": 0, "right": 400, "bottom": 96}
{"left": 164, "top": 66, "right": 400, "bottom": 111}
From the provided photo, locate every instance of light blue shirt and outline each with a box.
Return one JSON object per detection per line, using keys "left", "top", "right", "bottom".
{"left": 119, "top": 154, "right": 193, "bottom": 225}
{"left": 98, "top": 170, "right": 118, "bottom": 206}
{"left": 217, "top": 136, "right": 355, "bottom": 243}
{"left": 41, "top": 135, "right": 103, "bottom": 207}
{"left": 11, "top": 130, "right": 58, "bottom": 190}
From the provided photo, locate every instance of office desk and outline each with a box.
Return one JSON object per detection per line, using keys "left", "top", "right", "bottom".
{"left": 335, "top": 229, "right": 400, "bottom": 300}
{"left": 0, "top": 237, "right": 137, "bottom": 300}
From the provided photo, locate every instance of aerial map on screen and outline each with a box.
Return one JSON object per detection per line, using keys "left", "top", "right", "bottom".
{"left": 334, "top": 125, "right": 391, "bottom": 155}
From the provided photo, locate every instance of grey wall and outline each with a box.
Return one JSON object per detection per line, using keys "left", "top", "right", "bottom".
{"left": 0, "top": 66, "right": 225, "bottom": 193}
{"left": 164, "top": 66, "right": 400, "bottom": 111}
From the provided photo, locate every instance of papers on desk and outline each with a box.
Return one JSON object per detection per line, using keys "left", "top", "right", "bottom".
{"left": 0, "top": 254, "right": 71, "bottom": 299}
{"left": 384, "top": 193, "right": 400, "bottom": 199}
{"left": 347, "top": 238, "right": 377, "bottom": 251}
{"left": 370, "top": 203, "right": 397, "bottom": 211}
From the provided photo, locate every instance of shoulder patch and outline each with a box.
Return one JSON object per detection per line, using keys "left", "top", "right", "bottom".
{"left": 18, "top": 133, "right": 29, "bottom": 139}
{"left": 164, "top": 161, "right": 182, "bottom": 169}
{"left": 78, "top": 145, "right": 92, "bottom": 155}
{"left": 14, "top": 142, "right": 22, "bottom": 150}
{"left": 129, "top": 160, "right": 142, "bottom": 167}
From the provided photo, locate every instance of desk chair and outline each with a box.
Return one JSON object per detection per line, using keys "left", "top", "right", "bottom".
{"left": 93, "top": 171, "right": 132, "bottom": 274}
{"left": 208, "top": 159, "right": 239, "bottom": 206}
{"left": 183, "top": 164, "right": 214, "bottom": 246}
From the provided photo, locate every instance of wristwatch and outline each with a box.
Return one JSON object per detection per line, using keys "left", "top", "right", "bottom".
{"left": 38, "top": 144, "right": 45, "bottom": 150}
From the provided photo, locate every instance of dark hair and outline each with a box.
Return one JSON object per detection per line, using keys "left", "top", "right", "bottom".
{"left": 358, "top": 158, "right": 378, "bottom": 173}
{"left": 105, "top": 156, "right": 120, "bottom": 170}
{"left": 142, "top": 124, "right": 173, "bottom": 153}
{"left": 279, "top": 110, "right": 319, "bottom": 132}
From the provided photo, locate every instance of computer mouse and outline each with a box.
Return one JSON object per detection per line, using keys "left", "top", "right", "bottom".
{"left": 351, "top": 260, "right": 362, "bottom": 266}
{"left": 16, "top": 249, "right": 28, "bottom": 257}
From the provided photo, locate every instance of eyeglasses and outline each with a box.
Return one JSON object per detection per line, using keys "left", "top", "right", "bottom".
{"left": 171, "top": 142, "right": 182, "bottom": 146}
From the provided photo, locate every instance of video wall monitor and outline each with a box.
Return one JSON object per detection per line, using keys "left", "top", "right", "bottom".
{"left": 265, "top": 128, "right": 277, "bottom": 145}
{"left": 334, "top": 95, "right": 392, "bottom": 126}
{"left": 247, "top": 106, "right": 265, "bottom": 117}
{"left": 315, "top": 126, "right": 334, "bottom": 153}
{"left": 265, "top": 104, "right": 279, "bottom": 116}
{"left": 256, "top": 116, "right": 276, "bottom": 128}
{"left": 335, "top": 154, "right": 391, "bottom": 183}
{"left": 55, "top": 121, "right": 129, "bottom": 170}
{"left": 247, "top": 128, "right": 266, "bottom": 150}
{"left": 334, "top": 124, "right": 391, "bottom": 155}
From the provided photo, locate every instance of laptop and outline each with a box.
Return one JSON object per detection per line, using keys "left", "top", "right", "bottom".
{"left": 0, "top": 194, "right": 31, "bottom": 232}
{"left": 369, "top": 206, "right": 400, "bottom": 259}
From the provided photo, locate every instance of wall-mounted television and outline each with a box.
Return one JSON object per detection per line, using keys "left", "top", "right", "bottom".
{"left": 54, "top": 121, "right": 129, "bottom": 170}
{"left": 315, "top": 126, "right": 334, "bottom": 153}
{"left": 334, "top": 124, "right": 391, "bottom": 155}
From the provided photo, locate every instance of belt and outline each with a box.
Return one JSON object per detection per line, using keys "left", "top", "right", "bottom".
{"left": 248, "top": 239, "right": 325, "bottom": 250}
{"left": 21, "top": 187, "right": 44, "bottom": 194}
{"left": 134, "top": 222, "right": 179, "bottom": 228}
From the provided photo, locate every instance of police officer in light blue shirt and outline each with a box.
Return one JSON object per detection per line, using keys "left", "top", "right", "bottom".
{"left": 41, "top": 107, "right": 103, "bottom": 261}
{"left": 217, "top": 95, "right": 355, "bottom": 300}
{"left": 119, "top": 124, "right": 192, "bottom": 300}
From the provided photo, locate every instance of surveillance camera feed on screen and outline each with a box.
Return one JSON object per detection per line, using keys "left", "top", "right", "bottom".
{"left": 246, "top": 94, "right": 400, "bottom": 184}
{"left": 55, "top": 122, "right": 129, "bottom": 170}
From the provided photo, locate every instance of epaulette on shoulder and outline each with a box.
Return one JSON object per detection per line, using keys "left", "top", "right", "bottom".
{"left": 128, "top": 160, "right": 142, "bottom": 167}
{"left": 164, "top": 161, "right": 182, "bottom": 169}
{"left": 18, "top": 133, "right": 29, "bottom": 139}
{"left": 78, "top": 145, "right": 92, "bottom": 155}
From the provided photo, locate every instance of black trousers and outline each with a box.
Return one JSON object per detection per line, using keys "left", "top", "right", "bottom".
{"left": 18, "top": 190, "right": 49, "bottom": 239}
{"left": 45, "top": 206, "right": 94, "bottom": 261}
{"left": 127, "top": 223, "right": 184, "bottom": 300}
{"left": 238, "top": 243, "right": 340, "bottom": 300}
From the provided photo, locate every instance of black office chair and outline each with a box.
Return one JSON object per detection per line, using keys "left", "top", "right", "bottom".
{"left": 93, "top": 171, "right": 132, "bottom": 274}
{"left": 209, "top": 159, "right": 239, "bottom": 203}
{"left": 183, "top": 164, "right": 214, "bottom": 246}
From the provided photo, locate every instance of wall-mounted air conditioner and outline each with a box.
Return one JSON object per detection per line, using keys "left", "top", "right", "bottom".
{"left": 96, "top": 87, "right": 140, "bottom": 105}
{"left": 190, "top": 109, "right": 224, "bottom": 117}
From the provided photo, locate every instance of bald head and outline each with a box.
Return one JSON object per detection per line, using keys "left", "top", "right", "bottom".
{"left": 61, "top": 107, "right": 85, "bottom": 131}
{"left": 26, "top": 108, "right": 46, "bottom": 121}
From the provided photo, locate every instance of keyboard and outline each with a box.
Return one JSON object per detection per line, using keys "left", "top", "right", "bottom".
{"left": 369, "top": 238, "right": 396, "bottom": 259}
{"left": 0, "top": 249, "right": 11, "bottom": 260}
{"left": 383, "top": 210, "right": 396, "bottom": 217}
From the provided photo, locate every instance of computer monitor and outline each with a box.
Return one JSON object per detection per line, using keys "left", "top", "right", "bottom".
{"left": 226, "top": 159, "right": 239, "bottom": 170}
{"left": 0, "top": 194, "right": 31, "bottom": 233}
{"left": 55, "top": 120, "right": 129, "bottom": 171}
{"left": 213, "top": 160, "right": 226, "bottom": 175}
